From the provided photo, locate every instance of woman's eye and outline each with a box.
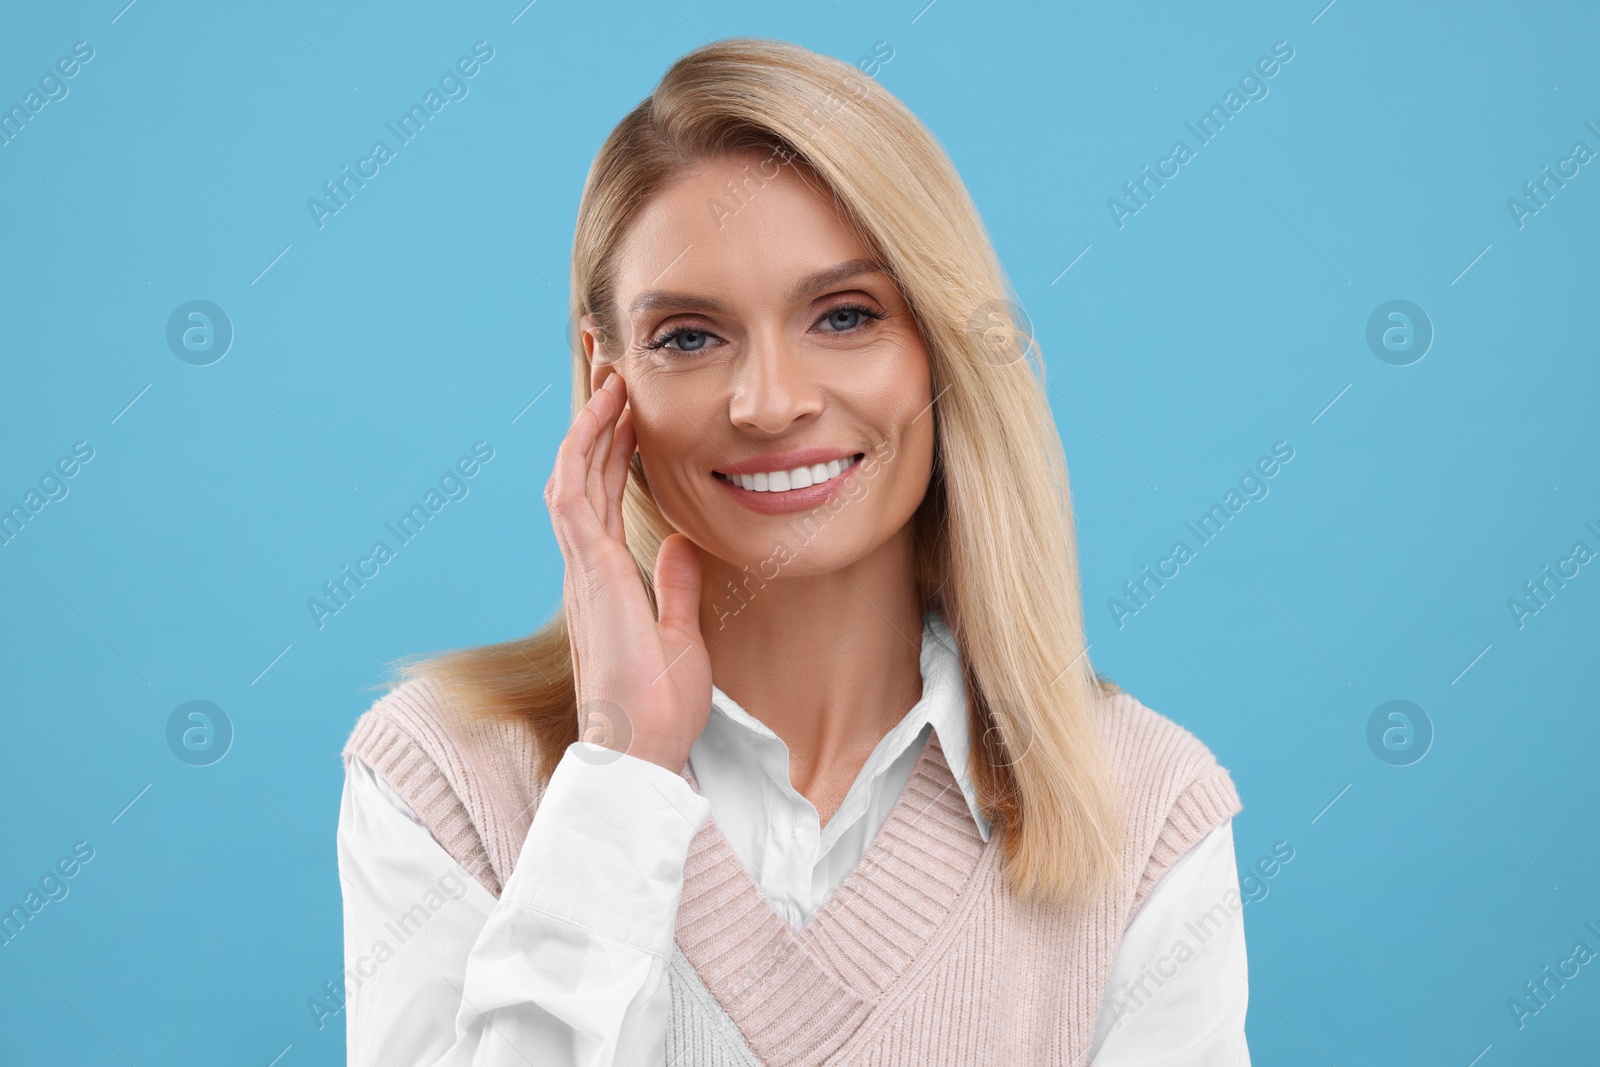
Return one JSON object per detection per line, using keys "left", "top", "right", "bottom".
{"left": 647, "top": 327, "right": 718, "bottom": 352}
{"left": 816, "top": 304, "right": 884, "bottom": 333}
{"left": 667, "top": 329, "right": 711, "bottom": 351}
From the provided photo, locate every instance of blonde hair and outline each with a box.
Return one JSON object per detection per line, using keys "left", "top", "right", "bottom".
{"left": 391, "top": 36, "right": 1125, "bottom": 906}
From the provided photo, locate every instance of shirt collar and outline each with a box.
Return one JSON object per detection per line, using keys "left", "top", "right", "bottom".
{"left": 706, "top": 609, "right": 992, "bottom": 844}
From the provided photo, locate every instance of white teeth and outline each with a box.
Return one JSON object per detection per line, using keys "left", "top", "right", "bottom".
{"left": 725, "top": 454, "right": 860, "bottom": 493}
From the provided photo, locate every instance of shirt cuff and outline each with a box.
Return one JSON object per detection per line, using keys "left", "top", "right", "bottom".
{"left": 499, "top": 742, "right": 713, "bottom": 959}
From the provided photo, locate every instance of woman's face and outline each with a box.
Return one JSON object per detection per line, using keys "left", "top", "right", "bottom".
{"left": 587, "top": 150, "right": 935, "bottom": 578}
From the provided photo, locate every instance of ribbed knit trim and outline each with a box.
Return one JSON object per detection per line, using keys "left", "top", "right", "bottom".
{"left": 1092, "top": 691, "right": 1245, "bottom": 921}
{"left": 342, "top": 676, "right": 543, "bottom": 899}
{"left": 674, "top": 730, "right": 990, "bottom": 1065}
{"left": 344, "top": 707, "right": 498, "bottom": 893}
{"left": 1131, "top": 764, "right": 1241, "bottom": 917}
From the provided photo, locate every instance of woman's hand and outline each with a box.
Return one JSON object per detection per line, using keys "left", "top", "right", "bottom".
{"left": 544, "top": 372, "right": 712, "bottom": 774}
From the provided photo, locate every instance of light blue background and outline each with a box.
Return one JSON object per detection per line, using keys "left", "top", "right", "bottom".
{"left": 2, "top": 0, "right": 1596, "bottom": 1062}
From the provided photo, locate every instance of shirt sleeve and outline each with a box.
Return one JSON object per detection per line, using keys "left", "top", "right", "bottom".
{"left": 1087, "top": 819, "right": 1251, "bottom": 1066}
{"left": 336, "top": 742, "right": 713, "bottom": 1066}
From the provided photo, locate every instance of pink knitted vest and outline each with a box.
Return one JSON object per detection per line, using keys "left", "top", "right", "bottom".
{"left": 343, "top": 677, "right": 1242, "bottom": 1064}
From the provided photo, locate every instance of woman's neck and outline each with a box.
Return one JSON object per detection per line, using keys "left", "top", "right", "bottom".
{"left": 696, "top": 528, "right": 926, "bottom": 818}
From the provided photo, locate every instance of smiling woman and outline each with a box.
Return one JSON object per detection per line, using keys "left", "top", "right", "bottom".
{"left": 335, "top": 35, "right": 1248, "bottom": 1066}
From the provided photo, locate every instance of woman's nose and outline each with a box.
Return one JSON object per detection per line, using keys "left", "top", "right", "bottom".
{"left": 726, "top": 330, "right": 824, "bottom": 434}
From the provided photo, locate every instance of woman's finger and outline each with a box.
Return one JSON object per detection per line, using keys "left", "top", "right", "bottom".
{"left": 586, "top": 378, "right": 620, "bottom": 524}
{"left": 601, "top": 399, "right": 636, "bottom": 542}
{"left": 548, "top": 378, "right": 622, "bottom": 547}
{"left": 654, "top": 533, "right": 703, "bottom": 641}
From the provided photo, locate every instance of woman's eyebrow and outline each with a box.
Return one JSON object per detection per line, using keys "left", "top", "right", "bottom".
{"left": 626, "top": 258, "right": 889, "bottom": 318}
{"left": 627, "top": 290, "right": 725, "bottom": 317}
{"left": 782, "top": 258, "right": 888, "bottom": 303}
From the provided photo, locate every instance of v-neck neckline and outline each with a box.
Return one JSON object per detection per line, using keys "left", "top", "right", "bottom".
{"left": 673, "top": 728, "right": 995, "bottom": 1064}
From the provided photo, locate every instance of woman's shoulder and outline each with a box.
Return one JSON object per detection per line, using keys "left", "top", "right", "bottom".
{"left": 344, "top": 673, "right": 456, "bottom": 750}
{"left": 344, "top": 674, "right": 541, "bottom": 766}
{"left": 1088, "top": 683, "right": 1237, "bottom": 795}
{"left": 342, "top": 673, "right": 545, "bottom": 897}
{"left": 1087, "top": 684, "right": 1243, "bottom": 856}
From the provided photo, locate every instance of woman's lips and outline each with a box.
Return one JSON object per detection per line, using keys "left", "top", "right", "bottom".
{"left": 712, "top": 452, "right": 865, "bottom": 514}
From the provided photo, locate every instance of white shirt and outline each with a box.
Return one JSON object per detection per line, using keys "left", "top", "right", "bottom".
{"left": 335, "top": 613, "right": 1250, "bottom": 1065}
